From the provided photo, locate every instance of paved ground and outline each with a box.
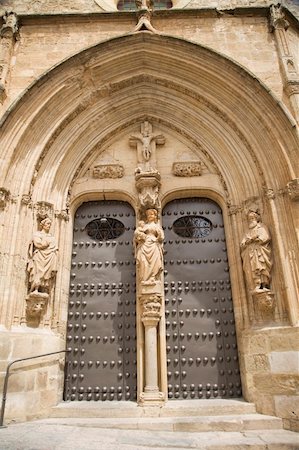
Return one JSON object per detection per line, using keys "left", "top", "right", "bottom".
{"left": 0, "top": 420, "right": 299, "bottom": 450}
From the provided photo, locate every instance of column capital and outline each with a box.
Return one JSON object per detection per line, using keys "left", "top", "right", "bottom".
{"left": 0, "top": 12, "right": 19, "bottom": 40}
{"left": 270, "top": 4, "right": 289, "bottom": 32}
{"left": 140, "top": 294, "right": 162, "bottom": 325}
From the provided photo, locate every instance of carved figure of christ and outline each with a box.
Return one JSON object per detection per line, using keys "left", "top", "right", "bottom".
{"left": 130, "top": 121, "right": 165, "bottom": 171}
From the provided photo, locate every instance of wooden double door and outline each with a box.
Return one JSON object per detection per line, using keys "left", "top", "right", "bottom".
{"left": 64, "top": 198, "right": 241, "bottom": 401}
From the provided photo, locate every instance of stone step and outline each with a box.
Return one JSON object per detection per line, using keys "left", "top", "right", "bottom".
{"left": 51, "top": 399, "right": 257, "bottom": 418}
{"left": 3, "top": 422, "right": 298, "bottom": 450}
{"left": 40, "top": 413, "right": 283, "bottom": 433}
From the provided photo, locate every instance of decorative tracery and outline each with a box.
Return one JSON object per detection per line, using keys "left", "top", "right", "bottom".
{"left": 173, "top": 216, "right": 213, "bottom": 238}
{"left": 85, "top": 218, "right": 125, "bottom": 241}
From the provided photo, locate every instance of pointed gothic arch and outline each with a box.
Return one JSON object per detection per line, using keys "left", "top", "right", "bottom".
{"left": 0, "top": 31, "right": 298, "bottom": 418}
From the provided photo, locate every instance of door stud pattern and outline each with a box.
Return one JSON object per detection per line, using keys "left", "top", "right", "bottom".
{"left": 64, "top": 201, "right": 137, "bottom": 401}
{"left": 163, "top": 198, "right": 242, "bottom": 400}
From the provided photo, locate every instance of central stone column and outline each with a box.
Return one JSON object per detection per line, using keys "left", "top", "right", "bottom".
{"left": 134, "top": 210, "right": 165, "bottom": 406}
{"left": 139, "top": 290, "right": 164, "bottom": 405}
{"left": 132, "top": 121, "right": 166, "bottom": 406}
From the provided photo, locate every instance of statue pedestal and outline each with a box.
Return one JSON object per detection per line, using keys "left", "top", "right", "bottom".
{"left": 252, "top": 290, "right": 275, "bottom": 324}
{"left": 25, "top": 292, "right": 49, "bottom": 328}
{"left": 140, "top": 280, "right": 162, "bottom": 296}
{"left": 135, "top": 169, "right": 161, "bottom": 211}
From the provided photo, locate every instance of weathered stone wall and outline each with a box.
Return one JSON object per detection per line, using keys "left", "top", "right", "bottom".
{"left": 0, "top": 12, "right": 288, "bottom": 111}
{"left": 0, "top": 0, "right": 104, "bottom": 14}
{"left": 240, "top": 327, "right": 299, "bottom": 432}
{"left": 0, "top": 331, "right": 65, "bottom": 422}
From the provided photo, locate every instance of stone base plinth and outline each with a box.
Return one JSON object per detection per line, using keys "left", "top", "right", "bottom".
{"left": 138, "top": 389, "right": 165, "bottom": 407}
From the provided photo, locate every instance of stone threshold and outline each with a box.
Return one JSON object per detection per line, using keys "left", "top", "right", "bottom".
{"left": 51, "top": 398, "right": 257, "bottom": 418}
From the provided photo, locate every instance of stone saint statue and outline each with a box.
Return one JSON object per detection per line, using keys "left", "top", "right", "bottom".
{"left": 27, "top": 217, "right": 58, "bottom": 293}
{"left": 134, "top": 209, "right": 164, "bottom": 285}
{"left": 240, "top": 211, "right": 272, "bottom": 293}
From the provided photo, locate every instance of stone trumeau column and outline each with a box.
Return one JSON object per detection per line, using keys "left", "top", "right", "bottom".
{"left": 132, "top": 120, "right": 166, "bottom": 405}
{"left": 270, "top": 4, "right": 299, "bottom": 123}
{"left": 0, "top": 11, "right": 19, "bottom": 103}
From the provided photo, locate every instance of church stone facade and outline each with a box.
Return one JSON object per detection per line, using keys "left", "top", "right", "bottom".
{"left": 0, "top": 0, "right": 298, "bottom": 431}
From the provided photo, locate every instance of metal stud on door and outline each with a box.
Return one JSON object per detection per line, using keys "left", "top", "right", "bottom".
{"left": 64, "top": 201, "right": 137, "bottom": 401}
{"left": 163, "top": 198, "right": 242, "bottom": 400}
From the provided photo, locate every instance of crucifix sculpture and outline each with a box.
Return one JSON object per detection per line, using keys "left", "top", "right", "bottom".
{"left": 130, "top": 121, "right": 165, "bottom": 172}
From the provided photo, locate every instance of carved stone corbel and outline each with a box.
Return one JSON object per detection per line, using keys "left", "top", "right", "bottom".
{"left": 25, "top": 292, "right": 48, "bottom": 328}
{"left": 287, "top": 178, "right": 299, "bottom": 201}
{"left": 0, "top": 11, "right": 19, "bottom": 103}
{"left": 54, "top": 209, "right": 70, "bottom": 222}
{"left": 252, "top": 290, "right": 276, "bottom": 324}
{"left": 21, "top": 194, "right": 33, "bottom": 207}
{"left": 264, "top": 188, "right": 276, "bottom": 200}
{"left": 227, "top": 204, "right": 242, "bottom": 216}
{"left": 135, "top": 169, "right": 161, "bottom": 213}
{"left": 0, "top": 187, "right": 10, "bottom": 208}
{"left": 133, "top": 0, "right": 157, "bottom": 33}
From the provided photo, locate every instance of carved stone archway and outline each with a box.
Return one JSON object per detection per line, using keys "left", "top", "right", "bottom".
{"left": 0, "top": 32, "right": 298, "bottom": 422}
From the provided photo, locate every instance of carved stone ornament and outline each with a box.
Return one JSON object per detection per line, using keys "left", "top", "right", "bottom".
{"left": 0, "top": 187, "right": 10, "bottom": 208}
{"left": 135, "top": 169, "right": 161, "bottom": 211}
{"left": 227, "top": 204, "right": 242, "bottom": 216}
{"left": 172, "top": 161, "right": 203, "bottom": 177}
{"left": 133, "top": 0, "right": 157, "bottom": 33}
{"left": 25, "top": 292, "right": 48, "bottom": 328}
{"left": 27, "top": 217, "right": 58, "bottom": 296}
{"left": 141, "top": 294, "right": 162, "bottom": 321}
{"left": 55, "top": 209, "right": 70, "bottom": 221}
{"left": 285, "top": 80, "right": 299, "bottom": 96}
{"left": 93, "top": 163, "right": 124, "bottom": 179}
{"left": 287, "top": 178, "right": 299, "bottom": 201}
{"left": 21, "top": 194, "right": 32, "bottom": 206}
{"left": 252, "top": 290, "right": 276, "bottom": 323}
{"left": 270, "top": 4, "right": 289, "bottom": 31}
{"left": 264, "top": 188, "right": 276, "bottom": 200}
{"left": 34, "top": 201, "right": 54, "bottom": 221}
{"left": 0, "top": 11, "right": 19, "bottom": 38}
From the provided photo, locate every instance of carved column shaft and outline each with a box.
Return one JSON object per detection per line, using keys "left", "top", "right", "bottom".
{"left": 139, "top": 293, "right": 165, "bottom": 404}
{"left": 0, "top": 12, "right": 19, "bottom": 103}
{"left": 270, "top": 5, "right": 299, "bottom": 122}
{"left": 142, "top": 316, "right": 159, "bottom": 391}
